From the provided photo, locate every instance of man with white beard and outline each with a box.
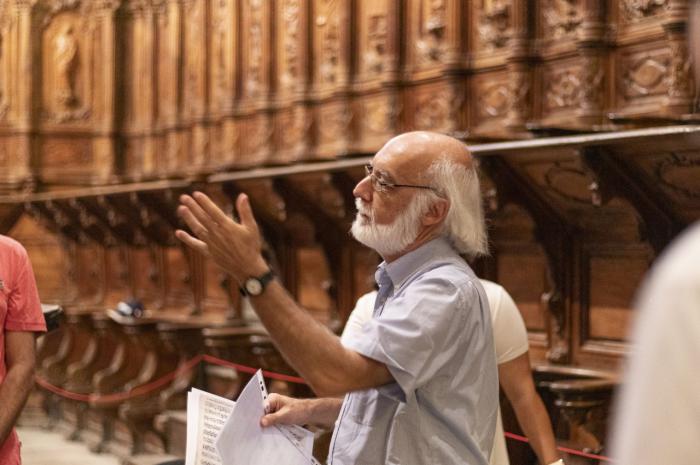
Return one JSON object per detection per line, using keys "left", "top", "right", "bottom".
{"left": 177, "top": 131, "right": 499, "bottom": 464}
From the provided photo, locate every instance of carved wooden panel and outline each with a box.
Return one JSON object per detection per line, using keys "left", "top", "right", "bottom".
{"left": 472, "top": 0, "right": 513, "bottom": 57}
{"left": 352, "top": 92, "right": 398, "bottom": 154}
{"left": 209, "top": 0, "right": 237, "bottom": 115}
{"left": 236, "top": 113, "right": 272, "bottom": 166}
{"left": 613, "top": 40, "right": 692, "bottom": 117}
{"left": 632, "top": 150, "right": 700, "bottom": 222}
{"left": 354, "top": 0, "right": 398, "bottom": 86}
{"left": 616, "top": 0, "right": 669, "bottom": 38}
{"left": 310, "top": 0, "right": 349, "bottom": 93}
{"left": 403, "top": 81, "right": 462, "bottom": 133}
{"left": 537, "top": 57, "right": 584, "bottom": 125}
{"left": 41, "top": 7, "right": 92, "bottom": 125}
{"left": 154, "top": 0, "right": 182, "bottom": 175}
{"left": 122, "top": 1, "right": 157, "bottom": 181}
{"left": 517, "top": 156, "right": 645, "bottom": 242}
{"left": 471, "top": 70, "right": 511, "bottom": 136}
{"left": 274, "top": 0, "right": 308, "bottom": 99}
{"left": 406, "top": 0, "right": 466, "bottom": 77}
{"left": 241, "top": 0, "right": 272, "bottom": 105}
{"left": 313, "top": 99, "right": 351, "bottom": 158}
{"left": 538, "top": 0, "right": 584, "bottom": 47}
{"left": 272, "top": 105, "right": 310, "bottom": 164}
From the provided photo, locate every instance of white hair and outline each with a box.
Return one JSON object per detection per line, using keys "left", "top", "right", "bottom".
{"left": 428, "top": 158, "right": 488, "bottom": 258}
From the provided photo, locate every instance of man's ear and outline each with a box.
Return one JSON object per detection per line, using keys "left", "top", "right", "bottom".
{"left": 422, "top": 198, "right": 449, "bottom": 226}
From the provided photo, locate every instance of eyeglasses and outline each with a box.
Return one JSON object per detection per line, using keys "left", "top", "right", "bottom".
{"left": 364, "top": 164, "right": 437, "bottom": 194}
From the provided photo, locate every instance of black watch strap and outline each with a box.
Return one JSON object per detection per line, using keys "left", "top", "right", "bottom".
{"left": 239, "top": 270, "right": 275, "bottom": 297}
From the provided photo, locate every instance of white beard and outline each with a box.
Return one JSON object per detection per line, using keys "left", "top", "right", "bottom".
{"left": 350, "top": 197, "right": 426, "bottom": 257}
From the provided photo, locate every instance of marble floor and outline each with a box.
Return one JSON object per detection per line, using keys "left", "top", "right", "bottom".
{"left": 16, "top": 426, "right": 121, "bottom": 465}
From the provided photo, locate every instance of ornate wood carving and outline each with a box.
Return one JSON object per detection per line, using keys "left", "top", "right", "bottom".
{"left": 480, "top": 156, "right": 573, "bottom": 364}
{"left": 415, "top": 0, "right": 448, "bottom": 63}
{"left": 544, "top": 0, "right": 583, "bottom": 38}
{"left": 623, "top": 52, "right": 669, "bottom": 99}
{"left": 277, "top": 0, "right": 303, "bottom": 94}
{"left": 315, "top": 0, "right": 344, "bottom": 86}
{"left": 545, "top": 66, "right": 581, "bottom": 111}
{"left": 580, "top": 147, "right": 684, "bottom": 253}
{"left": 478, "top": 0, "right": 511, "bottom": 50}
{"left": 622, "top": 0, "right": 668, "bottom": 20}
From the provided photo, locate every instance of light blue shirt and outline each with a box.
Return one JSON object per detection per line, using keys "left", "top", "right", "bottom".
{"left": 331, "top": 237, "right": 499, "bottom": 465}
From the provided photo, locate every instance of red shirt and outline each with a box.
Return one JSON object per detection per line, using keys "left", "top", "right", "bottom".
{"left": 0, "top": 235, "right": 46, "bottom": 465}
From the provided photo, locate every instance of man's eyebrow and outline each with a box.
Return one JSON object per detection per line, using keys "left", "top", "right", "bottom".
{"left": 373, "top": 167, "right": 394, "bottom": 182}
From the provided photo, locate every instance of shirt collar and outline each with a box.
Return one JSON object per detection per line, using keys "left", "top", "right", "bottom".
{"left": 375, "top": 236, "right": 458, "bottom": 290}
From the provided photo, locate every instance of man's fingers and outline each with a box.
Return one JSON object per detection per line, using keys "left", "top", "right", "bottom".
{"left": 175, "top": 230, "right": 210, "bottom": 256}
{"left": 236, "top": 193, "right": 259, "bottom": 233}
{"left": 180, "top": 194, "right": 219, "bottom": 232}
{"left": 177, "top": 205, "right": 210, "bottom": 238}
{"left": 260, "top": 410, "right": 287, "bottom": 427}
{"left": 193, "top": 191, "right": 232, "bottom": 227}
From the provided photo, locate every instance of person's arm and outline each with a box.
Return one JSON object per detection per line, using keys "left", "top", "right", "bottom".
{"left": 498, "top": 352, "right": 562, "bottom": 465}
{"left": 261, "top": 393, "right": 343, "bottom": 429}
{"left": 176, "top": 192, "right": 393, "bottom": 397}
{"left": 0, "top": 331, "right": 37, "bottom": 445}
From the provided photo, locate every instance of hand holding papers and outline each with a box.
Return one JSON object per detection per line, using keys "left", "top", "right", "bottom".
{"left": 186, "top": 370, "right": 320, "bottom": 465}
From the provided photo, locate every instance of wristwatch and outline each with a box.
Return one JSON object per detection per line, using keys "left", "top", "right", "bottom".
{"left": 239, "top": 270, "right": 275, "bottom": 297}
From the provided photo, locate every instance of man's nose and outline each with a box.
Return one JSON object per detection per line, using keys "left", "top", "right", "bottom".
{"left": 353, "top": 175, "right": 373, "bottom": 202}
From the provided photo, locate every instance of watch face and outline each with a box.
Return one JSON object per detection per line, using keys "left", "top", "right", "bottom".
{"left": 245, "top": 278, "right": 263, "bottom": 296}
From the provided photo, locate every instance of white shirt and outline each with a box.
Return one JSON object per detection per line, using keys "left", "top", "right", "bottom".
{"left": 341, "top": 279, "right": 529, "bottom": 465}
{"left": 610, "top": 222, "right": 700, "bottom": 465}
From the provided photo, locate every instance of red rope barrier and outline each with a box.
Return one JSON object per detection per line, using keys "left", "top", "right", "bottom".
{"left": 35, "top": 355, "right": 612, "bottom": 463}
{"left": 202, "top": 354, "right": 306, "bottom": 384}
{"left": 504, "top": 432, "right": 614, "bottom": 462}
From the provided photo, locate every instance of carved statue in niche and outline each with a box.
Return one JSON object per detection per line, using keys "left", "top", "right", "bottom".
{"left": 416, "top": 0, "right": 446, "bottom": 63}
{"left": 280, "top": 0, "right": 300, "bottom": 90}
{"left": 622, "top": 0, "right": 668, "bottom": 20}
{"left": 246, "top": 0, "right": 263, "bottom": 96}
{"left": 186, "top": 0, "right": 204, "bottom": 110}
{"left": 363, "top": 14, "right": 386, "bottom": 74}
{"left": 54, "top": 24, "right": 79, "bottom": 108}
{"left": 316, "top": 0, "right": 340, "bottom": 84}
{"left": 214, "top": 0, "right": 229, "bottom": 100}
{"left": 544, "top": 0, "right": 582, "bottom": 38}
{"left": 478, "top": 0, "right": 510, "bottom": 50}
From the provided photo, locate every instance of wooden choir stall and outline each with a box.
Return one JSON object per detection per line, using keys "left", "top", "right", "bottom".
{"left": 0, "top": 0, "right": 698, "bottom": 463}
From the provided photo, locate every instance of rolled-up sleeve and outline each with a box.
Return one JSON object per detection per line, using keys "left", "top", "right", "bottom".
{"left": 343, "top": 276, "right": 476, "bottom": 395}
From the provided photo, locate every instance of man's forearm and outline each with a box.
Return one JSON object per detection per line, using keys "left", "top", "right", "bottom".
{"left": 0, "top": 363, "right": 35, "bottom": 445}
{"left": 249, "top": 280, "right": 391, "bottom": 396}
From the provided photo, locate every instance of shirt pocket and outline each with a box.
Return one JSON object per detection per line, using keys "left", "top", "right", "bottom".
{"left": 347, "top": 384, "right": 402, "bottom": 426}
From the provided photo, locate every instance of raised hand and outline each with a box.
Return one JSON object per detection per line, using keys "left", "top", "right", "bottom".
{"left": 175, "top": 191, "right": 268, "bottom": 283}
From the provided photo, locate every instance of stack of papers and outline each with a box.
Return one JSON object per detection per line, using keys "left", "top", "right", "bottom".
{"left": 185, "top": 370, "right": 320, "bottom": 465}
